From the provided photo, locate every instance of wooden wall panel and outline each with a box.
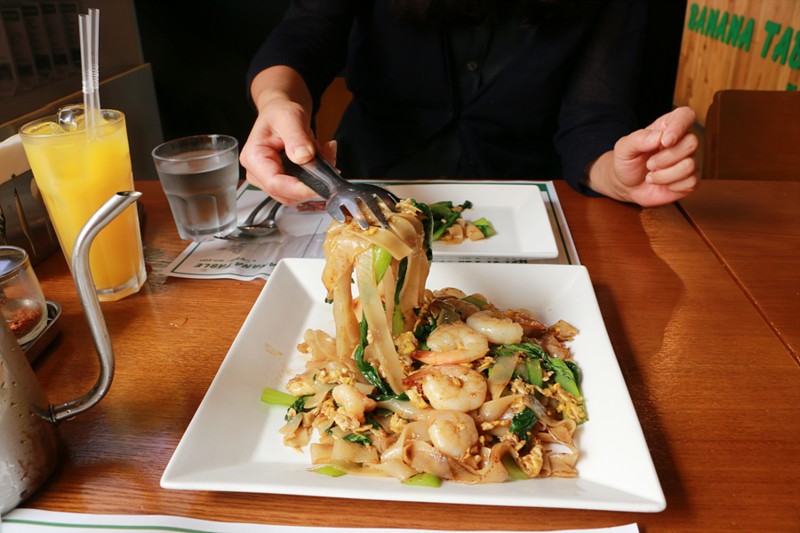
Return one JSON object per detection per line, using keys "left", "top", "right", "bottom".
{"left": 674, "top": 0, "right": 800, "bottom": 126}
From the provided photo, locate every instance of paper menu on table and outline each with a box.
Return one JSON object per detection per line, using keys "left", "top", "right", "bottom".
{"left": 1, "top": 509, "right": 639, "bottom": 533}
{"left": 162, "top": 181, "right": 580, "bottom": 282}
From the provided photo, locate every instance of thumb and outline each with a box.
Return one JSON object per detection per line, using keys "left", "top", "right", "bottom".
{"left": 616, "top": 129, "right": 663, "bottom": 162}
{"left": 272, "top": 112, "right": 316, "bottom": 165}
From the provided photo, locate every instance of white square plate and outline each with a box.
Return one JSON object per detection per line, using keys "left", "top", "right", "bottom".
{"left": 161, "top": 259, "right": 665, "bottom": 512}
{"left": 382, "top": 183, "right": 558, "bottom": 260}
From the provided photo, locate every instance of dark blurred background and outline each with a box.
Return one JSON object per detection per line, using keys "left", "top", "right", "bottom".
{"left": 134, "top": 0, "right": 687, "bottom": 155}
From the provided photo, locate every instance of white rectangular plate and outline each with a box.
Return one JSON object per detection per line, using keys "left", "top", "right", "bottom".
{"left": 383, "top": 183, "right": 558, "bottom": 259}
{"left": 162, "top": 259, "right": 665, "bottom": 512}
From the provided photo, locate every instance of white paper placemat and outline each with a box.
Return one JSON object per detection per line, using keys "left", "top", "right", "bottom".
{"left": 2, "top": 509, "right": 637, "bottom": 533}
{"left": 163, "top": 181, "right": 579, "bottom": 282}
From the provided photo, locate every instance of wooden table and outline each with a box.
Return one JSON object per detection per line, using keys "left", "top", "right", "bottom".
{"left": 17, "top": 181, "right": 800, "bottom": 532}
{"left": 678, "top": 180, "right": 800, "bottom": 360}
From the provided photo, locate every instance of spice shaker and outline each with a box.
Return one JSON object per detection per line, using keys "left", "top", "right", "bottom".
{"left": 0, "top": 246, "right": 48, "bottom": 344}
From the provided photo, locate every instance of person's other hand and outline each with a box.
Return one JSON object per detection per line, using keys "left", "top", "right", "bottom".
{"left": 587, "top": 106, "right": 699, "bottom": 206}
{"left": 239, "top": 67, "right": 338, "bottom": 205}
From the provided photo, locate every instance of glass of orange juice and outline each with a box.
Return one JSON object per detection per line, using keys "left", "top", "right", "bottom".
{"left": 19, "top": 108, "right": 146, "bottom": 302}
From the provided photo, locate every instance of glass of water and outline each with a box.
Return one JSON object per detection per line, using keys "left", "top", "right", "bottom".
{"left": 151, "top": 134, "right": 239, "bottom": 241}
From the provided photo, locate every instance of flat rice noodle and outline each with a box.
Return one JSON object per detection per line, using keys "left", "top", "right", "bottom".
{"left": 353, "top": 382, "right": 374, "bottom": 395}
{"left": 382, "top": 265, "right": 396, "bottom": 332}
{"left": 304, "top": 384, "right": 333, "bottom": 409}
{"left": 355, "top": 226, "right": 413, "bottom": 260}
{"left": 310, "top": 443, "right": 333, "bottom": 464}
{"left": 282, "top": 420, "right": 312, "bottom": 448}
{"left": 403, "top": 440, "right": 512, "bottom": 484}
{"left": 388, "top": 216, "right": 428, "bottom": 322}
{"left": 487, "top": 353, "right": 518, "bottom": 400}
{"left": 404, "top": 440, "right": 457, "bottom": 479}
{"left": 538, "top": 421, "right": 579, "bottom": 478}
{"left": 376, "top": 399, "right": 429, "bottom": 420}
{"left": 380, "top": 420, "right": 430, "bottom": 462}
{"left": 279, "top": 413, "right": 303, "bottom": 435}
{"left": 321, "top": 222, "right": 369, "bottom": 291}
{"left": 355, "top": 251, "right": 406, "bottom": 394}
{"left": 332, "top": 269, "right": 360, "bottom": 361}
{"left": 547, "top": 451, "right": 579, "bottom": 478}
{"left": 331, "top": 438, "right": 380, "bottom": 464}
{"left": 371, "top": 458, "right": 419, "bottom": 481}
{"left": 328, "top": 460, "right": 387, "bottom": 477}
{"left": 477, "top": 394, "right": 522, "bottom": 422}
{"left": 524, "top": 394, "right": 561, "bottom": 426}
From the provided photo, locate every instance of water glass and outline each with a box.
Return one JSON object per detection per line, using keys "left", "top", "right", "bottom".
{"left": 151, "top": 135, "right": 239, "bottom": 241}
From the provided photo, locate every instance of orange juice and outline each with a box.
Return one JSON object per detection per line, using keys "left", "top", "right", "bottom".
{"left": 20, "top": 109, "right": 146, "bottom": 301}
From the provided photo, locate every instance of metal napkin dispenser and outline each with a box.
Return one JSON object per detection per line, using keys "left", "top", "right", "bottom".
{"left": 0, "top": 135, "right": 59, "bottom": 265}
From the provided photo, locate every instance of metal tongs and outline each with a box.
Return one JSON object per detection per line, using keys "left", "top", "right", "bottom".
{"left": 281, "top": 151, "right": 399, "bottom": 230}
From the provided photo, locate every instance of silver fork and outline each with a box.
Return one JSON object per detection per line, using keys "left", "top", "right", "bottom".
{"left": 281, "top": 151, "right": 399, "bottom": 230}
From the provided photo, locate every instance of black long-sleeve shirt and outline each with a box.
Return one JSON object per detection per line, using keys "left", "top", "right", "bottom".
{"left": 247, "top": 0, "right": 647, "bottom": 196}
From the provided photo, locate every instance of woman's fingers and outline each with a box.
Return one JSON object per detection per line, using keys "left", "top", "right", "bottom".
{"left": 649, "top": 106, "right": 696, "bottom": 148}
{"left": 646, "top": 156, "right": 697, "bottom": 184}
{"left": 646, "top": 132, "right": 699, "bottom": 176}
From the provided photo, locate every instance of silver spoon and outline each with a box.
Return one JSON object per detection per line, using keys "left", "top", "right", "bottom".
{"left": 237, "top": 197, "right": 282, "bottom": 236}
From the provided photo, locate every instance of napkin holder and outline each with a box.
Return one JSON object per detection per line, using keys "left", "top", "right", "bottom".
{"left": 0, "top": 135, "right": 59, "bottom": 265}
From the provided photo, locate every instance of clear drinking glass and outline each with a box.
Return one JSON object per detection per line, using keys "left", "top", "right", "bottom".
{"left": 19, "top": 109, "right": 147, "bottom": 302}
{"left": 151, "top": 134, "right": 240, "bottom": 242}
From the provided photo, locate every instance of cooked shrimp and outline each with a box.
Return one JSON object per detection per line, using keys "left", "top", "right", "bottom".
{"left": 410, "top": 322, "right": 489, "bottom": 365}
{"left": 466, "top": 309, "right": 524, "bottom": 345}
{"left": 404, "top": 364, "right": 487, "bottom": 412}
{"left": 332, "top": 383, "right": 377, "bottom": 422}
{"left": 427, "top": 410, "right": 479, "bottom": 459}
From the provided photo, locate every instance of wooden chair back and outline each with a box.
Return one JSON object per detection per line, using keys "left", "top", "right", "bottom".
{"left": 316, "top": 77, "right": 353, "bottom": 145}
{"left": 704, "top": 90, "right": 800, "bottom": 181}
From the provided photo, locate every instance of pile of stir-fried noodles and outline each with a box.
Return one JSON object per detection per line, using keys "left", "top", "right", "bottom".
{"left": 264, "top": 198, "right": 586, "bottom": 485}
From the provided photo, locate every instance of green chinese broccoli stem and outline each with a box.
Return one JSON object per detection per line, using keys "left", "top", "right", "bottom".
{"left": 373, "top": 245, "right": 392, "bottom": 284}
{"left": 260, "top": 387, "right": 297, "bottom": 406}
{"left": 501, "top": 455, "right": 529, "bottom": 481}
{"left": 403, "top": 472, "right": 442, "bottom": 487}
{"left": 312, "top": 466, "right": 346, "bottom": 477}
{"left": 461, "top": 295, "right": 487, "bottom": 309}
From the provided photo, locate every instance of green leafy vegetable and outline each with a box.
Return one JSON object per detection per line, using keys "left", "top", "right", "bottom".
{"left": 414, "top": 318, "right": 436, "bottom": 344}
{"left": 472, "top": 217, "right": 496, "bottom": 237}
{"left": 354, "top": 313, "right": 392, "bottom": 396}
{"left": 426, "top": 200, "right": 474, "bottom": 241}
{"left": 343, "top": 433, "right": 372, "bottom": 446}
{"left": 411, "top": 200, "right": 433, "bottom": 262}
{"left": 509, "top": 406, "right": 538, "bottom": 441}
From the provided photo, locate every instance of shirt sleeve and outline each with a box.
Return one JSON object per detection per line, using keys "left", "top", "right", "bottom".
{"left": 246, "top": 0, "right": 358, "bottom": 114}
{"left": 554, "top": 0, "right": 648, "bottom": 196}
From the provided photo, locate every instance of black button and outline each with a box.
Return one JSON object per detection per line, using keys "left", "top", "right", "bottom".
{"left": 467, "top": 61, "right": 478, "bottom": 72}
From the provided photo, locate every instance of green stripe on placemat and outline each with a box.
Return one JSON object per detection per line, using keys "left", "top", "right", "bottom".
{"left": 3, "top": 518, "right": 220, "bottom": 533}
